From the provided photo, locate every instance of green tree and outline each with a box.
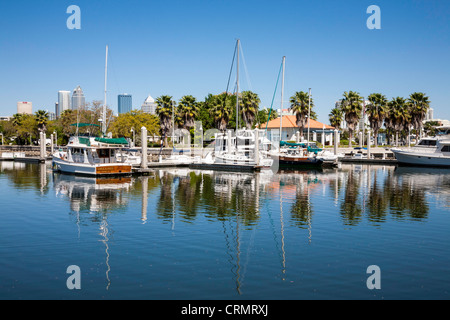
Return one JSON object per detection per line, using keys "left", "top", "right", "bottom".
{"left": 340, "top": 91, "right": 363, "bottom": 147}
{"left": 240, "top": 90, "right": 260, "bottom": 129}
{"left": 34, "top": 110, "right": 49, "bottom": 133}
{"left": 289, "top": 91, "right": 313, "bottom": 140}
{"left": 109, "top": 110, "right": 160, "bottom": 146}
{"left": 178, "top": 95, "right": 199, "bottom": 129}
{"left": 366, "top": 93, "right": 388, "bottom": 147}
{"left": 329, "top": 107, "right": 343, "bottom": 130}
{"left": 12, "top": 114, "right": 37, "bottom": 145}
{"left": 257, "top": 108, "right": 278, "bottom": 128}
{"left": 387, "top": 97, "right": 410, "bottom": 146}
{"left": 210, "top": 93, "right": 235, "bottom": 132}
{"left": 408, "top": 92, "right": 430, "bottom": 138}
{"left": 156, "top": 95, "right": 175, "bottom": 147}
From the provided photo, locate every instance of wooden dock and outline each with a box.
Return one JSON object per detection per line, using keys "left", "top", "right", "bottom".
{"left": 0, "top": 157, "right": 50, "bottom": 163}
{"left": 133, "top": 161, "right": 261, "bottom": 174}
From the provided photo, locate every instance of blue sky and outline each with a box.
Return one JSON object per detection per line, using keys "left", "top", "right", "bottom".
{"left": 1, "top": 0, "right": 450, "bottom": 123}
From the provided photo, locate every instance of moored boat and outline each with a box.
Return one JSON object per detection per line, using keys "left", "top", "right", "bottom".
{"left": 52, "top": 136, "right": 132, "bottom": 176}
{"left": 391, "top": 127, "right": 450, "bottom": 167}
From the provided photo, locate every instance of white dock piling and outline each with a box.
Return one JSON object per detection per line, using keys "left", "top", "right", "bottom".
{"left": 141, "top": 127, "right": 148, "bottom": 169}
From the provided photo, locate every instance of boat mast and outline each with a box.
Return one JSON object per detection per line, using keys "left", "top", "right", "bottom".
{"left": 280, "top": 56, "right": 285, "bottom": 142}
{"left": 236, "top": 39, "right": 240, "bottom": 132}
{"left": 307, "top": 88, "right": 311, "bottom": 147}
{"left": 103, "top": 45, "right": 109, "bottom": 136}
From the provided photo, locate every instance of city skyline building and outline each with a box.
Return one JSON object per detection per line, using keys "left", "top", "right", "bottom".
{"left": 71, "top": 86, "right": 86, "bottom": 110}
{"left": 58, "top": 91, "right": 71, "bottom": 117}
{"left": 118, "top": 94, "right": 132, "bottom": 114}
{"left": 141, "top": 95, "right": 157, "bottom": 115}
{"left": 17, "top": 101, "right": 32, "bottom": 115}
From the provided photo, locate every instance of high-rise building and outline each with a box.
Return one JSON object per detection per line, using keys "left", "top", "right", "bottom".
{"left": 118, "top": 94, "right": 132, "bottom": 114}
{"left": 426, "top": 108, "right": 434, "bottom": 121}
{"left": 71, "top": 86, "right": 86, "bottom": 110}
{"left": 58, "top": 91, "right": 71, "bottom": 116}
{"left": 17, "top": 101, "right": 32, "bottom": 115}
{"left": 141, "top": 95, "right": 157, "bottom": 115}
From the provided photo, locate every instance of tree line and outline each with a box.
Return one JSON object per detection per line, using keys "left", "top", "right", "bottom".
{"left": 329, "top": 91, "right": 431, "bottom": 147}
{"left": 0, "top": 90, "right": 432, "bottom": 148}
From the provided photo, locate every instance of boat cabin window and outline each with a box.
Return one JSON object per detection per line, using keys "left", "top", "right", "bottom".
{"left": 97, "top": 149, "right": 111, "bottom": 158}
{"left": 441, "top": 145, "right": 450, "bottom": 152}
{"left": 418, "top": 139, "right": 437, "bottom": 146}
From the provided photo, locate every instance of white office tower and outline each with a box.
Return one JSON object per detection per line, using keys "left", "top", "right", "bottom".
{"left": 58, "top": 91, "right": 71, "bottom": 116}
{"left": 17, "top": 101, "right": 33, "bottom": 115}
{"left": 71, "top": 86, "right": 86, "bottom": 110}
{"left": 141, "top": 95, "right": 157, "bottom": 115}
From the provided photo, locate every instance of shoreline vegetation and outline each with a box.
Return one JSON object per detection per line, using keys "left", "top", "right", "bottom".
{"left": 0, "top": 90, "right": 433, "bottom": 148}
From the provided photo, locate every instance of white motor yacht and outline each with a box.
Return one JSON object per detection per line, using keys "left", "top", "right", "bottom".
{"left": 391, "top": 126, "right": 450, "bottom": 167}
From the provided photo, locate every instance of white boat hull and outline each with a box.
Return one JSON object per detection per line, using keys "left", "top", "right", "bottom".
{"left": 392, "top": 149, "right": 450, "bottom": 167}
{"left": 214, "top": 153, "right": 273, "bottom": 168}
{"left": 52, "top": 157, "right": 132, "bottom": 176}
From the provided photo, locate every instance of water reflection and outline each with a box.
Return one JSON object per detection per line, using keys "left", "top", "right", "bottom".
{"left": 2, "top": 162, "right": 450, "bottom": 297}
{"left": 53, "top": 173, "right": 133, "bottom": 290}
{"left": 2, "top": 162, "right": 450, "bottom": 228}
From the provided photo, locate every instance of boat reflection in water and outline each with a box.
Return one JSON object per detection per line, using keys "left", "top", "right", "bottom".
{"left": 53, "top": 173, "right": 133, "bottom": 290}
{"left": 43, "top": 164, "right": 450, "bottom": 297}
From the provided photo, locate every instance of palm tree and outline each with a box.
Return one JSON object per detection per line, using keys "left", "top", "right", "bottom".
{"left": 34, "top": 110, "right": 49, "bottom": 133}
{"left": 408, "top": 92, "right": 430, "bottom": 139}
{"left": 387, "top": 97, "right": 410, "bottom": 146}
{"left": 240, "top": 91, "right": 260, "bottom": 129}
{"left": 340, "top": 91, "right": 363, "bottom": 147}
{"left": 329, "top": 107, "right": 343, "bottom": 130}
{"left": 289, "top": 91, "right": 313, "bottom": 141}
{"left": 156, "top": 95, "right": 175, "bottom": 147}
{"left": 210, "top": 93, "right": 234, "bottom": 132}
{"left": 366, "top": 93, "right": 388, "bottom": 147}
{"left": 12, "top": 113, "right": 24, "bottom": 127}
{"left": 178, "top": 95, "right": 199, "bottom": 129}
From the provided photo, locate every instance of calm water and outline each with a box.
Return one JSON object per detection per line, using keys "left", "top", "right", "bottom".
{"left": 1, "top": 162, "right": 450, "bottom": 300}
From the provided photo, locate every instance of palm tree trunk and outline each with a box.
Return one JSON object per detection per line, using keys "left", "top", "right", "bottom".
{"left": 349, "top": 132, "right": 352, "bottom": 148}
{"left": 395, "top": 132, "right": 399, "bottom": 147}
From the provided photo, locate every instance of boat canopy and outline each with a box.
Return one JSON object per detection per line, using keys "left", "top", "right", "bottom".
{"left": 94, "top": 137, "right": 129, "bottom": 145}
{"left": 280, "top": 141, "right": 322, "bottom": 154}
{"left": 70, "top": 123, "right": 100, "bottom": 128}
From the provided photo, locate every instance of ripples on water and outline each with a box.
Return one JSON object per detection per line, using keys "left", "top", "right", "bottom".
{"left": 1, "top": 162, "right": 450, "bottom": 300}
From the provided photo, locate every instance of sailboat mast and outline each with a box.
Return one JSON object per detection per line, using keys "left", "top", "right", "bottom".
{"left": 280, "top": 56, "right": 285, "bottom": 142}
{"left": 236, "top": 39, "right": 240, "bottom": 132}
{"left": 307, "top": 88, "right": 311, "bottom": 146}
{"left": 103, "top": 45, "right": 109, "bottom": 136}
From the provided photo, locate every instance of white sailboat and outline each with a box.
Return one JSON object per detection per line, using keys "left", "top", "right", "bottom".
{"left": 212, "top": 40, "right": 274, "bottom": 168}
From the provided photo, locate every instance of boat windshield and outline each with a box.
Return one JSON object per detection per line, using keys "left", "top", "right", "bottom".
{"left": 418, "top": 139, "right": 437, "bottom": 146}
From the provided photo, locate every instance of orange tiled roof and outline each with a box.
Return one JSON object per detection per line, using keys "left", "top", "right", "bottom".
{"left": 260, "top": 115, "right": 335, "bottom": 130}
